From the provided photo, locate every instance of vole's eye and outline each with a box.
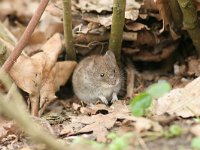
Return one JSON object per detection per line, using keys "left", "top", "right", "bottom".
{"left": 100, "top": 73, "right": 104, "bottom": 77}
{"left": 113, "top": 69, "right": 115, "bottom": 73}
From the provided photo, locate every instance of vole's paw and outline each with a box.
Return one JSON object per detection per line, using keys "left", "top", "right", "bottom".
{"left": 111, "top": 92, "right": 118, "bottom": 103}
{"left": 99, "top": 96, "right": 109, "bottom": 105}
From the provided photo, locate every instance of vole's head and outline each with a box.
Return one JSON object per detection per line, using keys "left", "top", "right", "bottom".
{"left": 91, "top": 50, "right": 120, "bottom": 87}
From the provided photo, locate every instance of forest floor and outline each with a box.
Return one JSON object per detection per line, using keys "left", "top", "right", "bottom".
{"left": 0, "top": 0, "right": 200, "bottom": 150}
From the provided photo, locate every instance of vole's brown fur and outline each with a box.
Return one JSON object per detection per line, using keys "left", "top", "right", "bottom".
{"left": 72, "top": 50, "right": 122, "bottom": 104}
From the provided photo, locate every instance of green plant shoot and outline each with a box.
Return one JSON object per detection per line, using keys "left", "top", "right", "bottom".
{"left": 131, "top": 80, "right": 171, "bottom": 117}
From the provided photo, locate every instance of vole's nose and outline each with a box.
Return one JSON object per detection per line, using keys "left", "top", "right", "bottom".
{"left": 109, "top": 73, "right": 114, "bottom": 79}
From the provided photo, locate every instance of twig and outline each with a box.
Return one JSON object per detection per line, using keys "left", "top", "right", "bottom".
{"left": 125, "top": 59, "right": 135, "bottom": 99}
{"left": 109, "top": 0, "right": 126, "bottom": 62}
{"left": 1, "top": 0, "right": 49, "bottom": 72}
{"left": 63, "top": 0, "right": 76, "bottom": 60}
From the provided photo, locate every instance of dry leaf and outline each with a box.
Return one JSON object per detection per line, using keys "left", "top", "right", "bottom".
{"left": 19, "top": 147, "right": 32, "bottom": 150}
{"left": 72, "top": 103, "right": 81, "bottom": 111}
{"left": 125, "top": 9, "right": 139, "bottom": 21}
{"left": 60, "top": 126, "right": 73, "bottom": 135}
{"left": 151, "top": 76, "right": 200, "bottom": 118}
{"left": 125, "top": 22, "right": 149, "bottom": 31}
{"left": 190, "top": 124, "right": 200, "bottom": 137}
{"left": 71, "top": 114, "right": 116, "bottom": 142}
{"left": 9, "top": 33, "right": 77, "bottom": 116}
{"left": 66, "top": 101, "right": 156, "bottom": 142}
{"left": 0, "top": 117, "right": 20, "bottom": 141}
{"left": 187, "top": 57, "right": 200, "bottom": 76}
{"left": 0, "top": 22, "right": 16, "bottom": 51}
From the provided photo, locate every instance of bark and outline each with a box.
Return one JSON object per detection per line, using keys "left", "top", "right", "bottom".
{"left": 109, "top": 0, "right": 126, "bottom": 61}
{"left": 169, "top": 0, "right": 183, "bottom": 33}
{"left": 177, "top": 0, "right": 200, "bottom": 56}
{"left": 63, "top": 0, "right": 76, "bottom": 60}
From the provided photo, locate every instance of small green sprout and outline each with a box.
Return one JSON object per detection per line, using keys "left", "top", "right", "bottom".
{"left": 130, "top": 80, "right": 171, "bottom": 117}
{"left": 164, "top": 124, "right": 182, "bottom": 138}
{"left": 191, "top": 137, "right": 200, "bottom": 150}
{"left": 130, "top": 93, "right": 152, "bottom": 117}
{"left": 108, "top": 132, "right": 133, "bottom": 150}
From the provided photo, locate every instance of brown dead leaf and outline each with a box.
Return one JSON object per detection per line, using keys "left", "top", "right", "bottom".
{"left": 25, "top": 11, "right": 63, "bottom": 54}
{"left": 81, "top": 13, "right": 112, "bottom": 28}
{"left": 13, "top": 0, "right": 38, "bottom": 18}
{"left": 151, "top": 114, "right": 177, "bottom": 126}
{"left": 79, "top": 104, "right": 109, "bottom": 115}
{"left": 0, "top": 0, "right": 38, "bottom": 22}
{"left": 75, "top": 0, "right": 141, "bottom": 28}
{"left": 80, "top": 107, "right": 97, "bottom": 115}
{"left": 0, "top": 117, "right": 20, "bottom": 142}
{"left": 10, "top": 33, "right": 62, "bottom": 95}
{"left": 46, "top": 1, "right": 63, "bottom": 17}
{"left": 19, "top": 147, "right": 32, "bottom": 150}
{"left": 75, "top": 0, "right": 113, "bottom": 13}
{"left": 0, "top": 1, "right": 14, "bottom": 21}
{"left": 39, "top": 60, "right": 76, "bottom": 114}
{"left": 98, "top": 15, "right": 112, "bottom": 28}
{"left": 9, "top": 33, "right": 77, "bottom": 116}
{"left": 190, "top": 124, "right": 200, "bottom": 137}
{"left": 151, "top": 76, "right": 200, "bottom": 118}
{"left": 66, "top": 101, "right": 157, "bottom": 142}
{"left": 134, "top": 118, "right": 152, "bottom": 132}
{"left": 71, "top": 114, "right": 116, "bottom": 142}
{"left": 187, "top": 57, "right": 200, "bottom": 76}
{"left": 72, "top": 103, "right": 81, "bottom": 111}
{"left": 125, "top": 9, "right": 139, "bottom": 21}
{"left": 156, "top": 0, "right": 171, "bottom": 29}
{"left": 60, "top": 126, "right": 73, "bottom": 135}
{"left": 0, "top": 22, "right": 16, "bottom": 51}
{"left": 125, "top": 22, "right": 149, "bottom": 31}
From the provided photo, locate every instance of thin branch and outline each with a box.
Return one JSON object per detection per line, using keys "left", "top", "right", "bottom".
{"left": 63, "top": 0, "right": 76, "bottom": 60}
{"left": 109, "top": 0, "right": 126, "bottom": 62}
{"left": 1, "top": 0, "right": 49, "bottom": 72}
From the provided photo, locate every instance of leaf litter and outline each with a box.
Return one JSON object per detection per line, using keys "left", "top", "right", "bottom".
{"left": 1, "top": 0, "right": 200, "bottom": 150}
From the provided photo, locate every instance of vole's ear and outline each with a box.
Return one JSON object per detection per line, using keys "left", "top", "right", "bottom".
{"left": 87, "top": 57, "right": 96, "bottom": 68}
{"left": 104, "top": 50, "right": 116, "bottom": 62}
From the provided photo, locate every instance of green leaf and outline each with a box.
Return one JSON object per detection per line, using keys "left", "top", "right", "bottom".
{"left": 194, "top": 117, "right": 200, "bottom": 123}
{"left": 71, "top": 137, "right": 104, "bottom": 149}
{"left": 130, "top": 92, "right": 152, "bottom": 117}
{"left": 108, "top": 133, "right": 133, "bottom": 150}
{"left": 146, "top": 80, "right": 171, "bottom": 99}
{"left": 169, "top": 124, "right": 182, "bottom": 136}
{"left": 107, "top": 132, "right": 118, "bottom": 140}
{"left": 191, "top": 137, "right": 200, "bottom": 150}
{"left": 109, "top": 138, "right": 128, "bottom": 150}
{"left": 163, "top": 124, "right": 182, "bottom": 138}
